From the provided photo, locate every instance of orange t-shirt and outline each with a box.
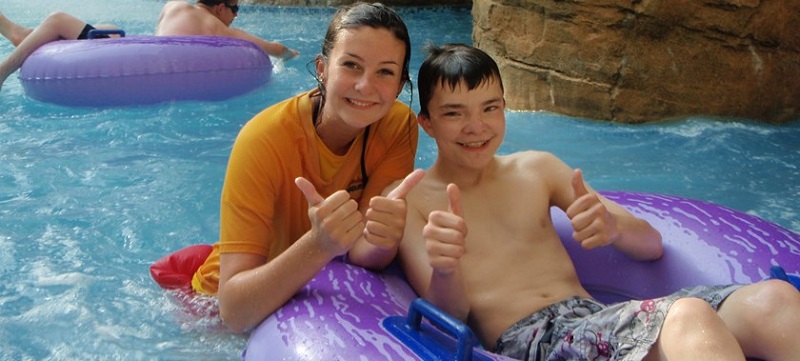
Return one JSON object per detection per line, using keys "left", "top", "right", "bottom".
{"left": 192, "top": 90, "right": 418, "bottom": 294}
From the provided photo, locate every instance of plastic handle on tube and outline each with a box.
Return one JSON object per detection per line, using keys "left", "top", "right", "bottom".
{"left": 770, "top": 265, "right": 800, "bottom": 291}
{"left": 383, "top": 298, "right": 488, "bottom": 361}
{"left": 407, "top": 298, "right": 476, "bottom": 361}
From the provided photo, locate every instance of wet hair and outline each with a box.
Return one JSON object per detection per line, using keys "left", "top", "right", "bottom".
{"left": 198, "top": 0, "right": 226, "bottom": 6}
{"left": 312, "top": 2, "right": 412, "bottom": 97}
{"left": 417, "top": 43, "right": 504, "bottom": 117}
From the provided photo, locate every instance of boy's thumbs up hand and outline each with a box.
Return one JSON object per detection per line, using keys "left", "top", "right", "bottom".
{"left": 572, "top": 168, "right": 589, "bottom": 198}
{"left": 424, "top": 183, "right": 467, "bottom": 273}
{"left": 447, "top": 183, "right": 463, "bottom": 218}
{"left": 566, "top": 169, "right": 618, "bottom": 250}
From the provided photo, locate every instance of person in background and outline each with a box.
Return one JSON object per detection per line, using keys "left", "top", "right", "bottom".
{"left": 0, "top": 0, "right": 297, "bottom": 91}
{"left": 155, "top": 0, "right": 298, "bottom": 60}
{"left": 396, "top": 43, "right": 800, "bottom": 360}
{"left": 0, "top": 11, "right": 119, "bottom": 91}
{"left": 178, "top": 2, "right": 421, "bottom": 333}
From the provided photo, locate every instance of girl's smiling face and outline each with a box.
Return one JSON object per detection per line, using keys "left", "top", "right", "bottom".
{"left": 316, "top": 26, "right": 407, "bottom": 132}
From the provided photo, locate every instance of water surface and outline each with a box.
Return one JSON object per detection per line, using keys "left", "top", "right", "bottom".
{"left": 1, "top": 1, "right": 798, "bottom": 359}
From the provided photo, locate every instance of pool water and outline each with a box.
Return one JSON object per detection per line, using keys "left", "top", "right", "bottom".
{"left": 1, "top": 0, "right": 798, "bottom": 360}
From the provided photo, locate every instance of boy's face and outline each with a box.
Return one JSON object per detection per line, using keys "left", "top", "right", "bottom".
{"left": 218, "top": 1, "right": 239, "bottom": 26}
{"left": 419, "top": 78, "right": 505, "bottom": 170}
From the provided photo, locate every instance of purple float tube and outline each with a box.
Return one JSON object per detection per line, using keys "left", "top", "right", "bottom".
{"left": 244, "top": 192, "right": 800, "bottom": 360}
{"left": 567, "top": 191, "right": 800, "bottom": 302}
{"left": 20, "top": 36, "right": 272, "bottom": 107}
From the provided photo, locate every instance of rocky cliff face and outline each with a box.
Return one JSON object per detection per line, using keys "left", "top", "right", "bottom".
{"left": 249, "top": 0, "right": 470, "bottom": 5}
{"left": 473, "top": 0, "right": 800, "bottom": 123}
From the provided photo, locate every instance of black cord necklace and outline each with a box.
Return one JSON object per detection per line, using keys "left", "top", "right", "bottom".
{"left": 312, "top": 96, "right": 369, "bottom": 191}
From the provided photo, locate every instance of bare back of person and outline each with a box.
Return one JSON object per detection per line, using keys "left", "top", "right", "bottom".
{"left": 155, "top": 1, "right": 228, "bottom": 36}
{"left": 154, "top": 1, "right": 297, "bottom": 60}
{"left": 402, "top": 151, "right": 592, "bottom": 347}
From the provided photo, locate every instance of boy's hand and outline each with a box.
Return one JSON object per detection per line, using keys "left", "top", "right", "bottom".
{"left": 281, "top": 47, "right": 299, "bottom": 61}
{"left": 296, "top": 177, "right": 364, "bottom": 257}
{"left": 566, "top": 169, "right": 619, "bottom": 249}
{"left": 424, "top": 183, "right": 466, "bottom": 274}
{"left": 364, "top": 169, "right": 425, "bottom": 250}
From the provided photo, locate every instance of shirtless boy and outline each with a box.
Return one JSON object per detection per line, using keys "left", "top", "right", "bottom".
{"left": 155, "top": 0, "right": 298, "bottom": 61}
{"left": 396, "top": 43, "right": 800, "bottom": 360}
{"left": 1, "top": 1, "right": 296, "bottom": 90}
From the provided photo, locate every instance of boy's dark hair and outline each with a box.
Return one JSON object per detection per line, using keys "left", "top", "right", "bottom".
{"left": 319, "top": 2, "right": 412, "bottom": 86}
{"left": 198, "top": 0, "right": 228, "bottom": 6}
{"left": 417, "top": 43, "right": 504, "bottom": 117}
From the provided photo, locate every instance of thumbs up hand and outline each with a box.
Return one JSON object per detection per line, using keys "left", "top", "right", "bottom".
{"left": 423, "top": 183, "right": 467, "bottom": 274}
{"left": 296, "top": 177, "right": 364, "bottom": 257}
{"left": 364, "top": 169, "right": 425, "bottom": 250}
{"left": 565, "top": 169, "right": 619, "bottom": 249}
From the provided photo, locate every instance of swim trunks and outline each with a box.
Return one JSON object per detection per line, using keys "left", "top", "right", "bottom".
{"left": 493, "top": 284, "right": 741, "bottom": 361}
{"left": 77, "top": 24, "right": 109, "bottom": 40}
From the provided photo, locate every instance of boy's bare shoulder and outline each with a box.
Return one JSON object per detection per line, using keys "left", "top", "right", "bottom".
{"left": 500, "top": 150, "right": 563, "bottom": 169}
{"left": 162, "top": 0, "right": 191, "bottom": 12}
{"left": 383, "top": 173, "right": 439, "bottom": 197}
{"left": 390, "top": 171, "right": 446, "bottom": 210}
{"left": 382, "top": 178, "right": 405, "bottom": 196}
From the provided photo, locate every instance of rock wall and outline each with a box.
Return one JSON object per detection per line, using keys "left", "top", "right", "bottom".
{"left": 473, "top": 0, "right": 800, "bottom": 123}
{"left": 249, "top": 0, "right": 470, "bottom": 6}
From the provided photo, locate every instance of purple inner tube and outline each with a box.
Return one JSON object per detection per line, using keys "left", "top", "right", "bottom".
{"left": 578, "top": 191, "right": 800, "bottom": 302}
{"left": 19, "top": 36, "right": 273, "bottom": 107}
{"left": 243, "top": 192, "right": 800, "bottom": 360}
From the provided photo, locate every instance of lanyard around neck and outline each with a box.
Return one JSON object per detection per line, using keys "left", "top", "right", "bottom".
{"left": 312, "top": 96, "right": 370, "bottom": 191}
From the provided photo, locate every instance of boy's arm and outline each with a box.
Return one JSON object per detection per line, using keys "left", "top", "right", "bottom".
{"left": 566, "top": 169, "right": 663, "bottom": 261}
{"left": 223, "top": 27, "right": 298, "bottom": 60}
{"left": 542, "top": 151, "right": 661, "bottom": 261}
{"left": 598, "top": 196, "right": 663, "bottom": 260}
{"left": 400, "top": 184, "right": 470, "bottom": 322}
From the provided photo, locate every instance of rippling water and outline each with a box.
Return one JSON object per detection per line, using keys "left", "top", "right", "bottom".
{"left": 1, "top": 0, "right": 798, "bottom": 359}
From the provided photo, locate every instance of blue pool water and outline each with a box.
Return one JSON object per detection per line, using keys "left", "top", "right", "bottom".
{"left": 1, "top": 0, "right": 798, "bottom": 359}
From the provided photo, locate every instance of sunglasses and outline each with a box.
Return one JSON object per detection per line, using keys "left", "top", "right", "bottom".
{"left": 224, "top": 3, "right": 239, "bottom": 14}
